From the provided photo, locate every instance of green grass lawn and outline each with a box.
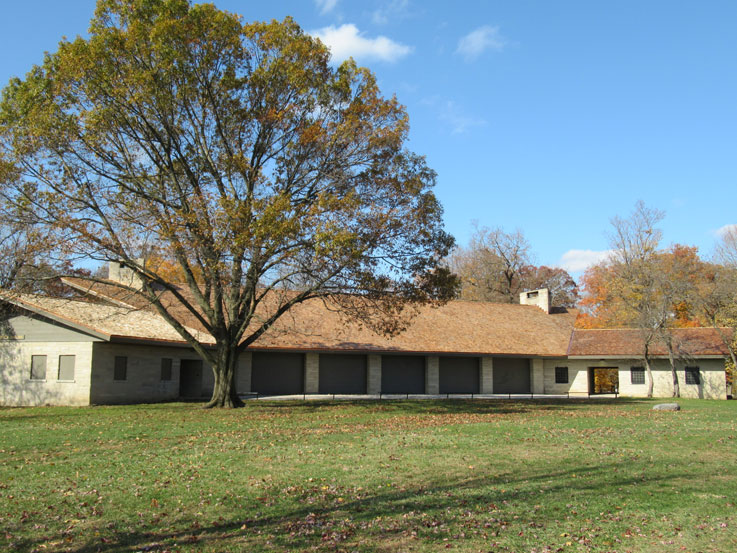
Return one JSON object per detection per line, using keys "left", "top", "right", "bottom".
{"left": 1, "top": 399, "right": 736, "bottom": 552}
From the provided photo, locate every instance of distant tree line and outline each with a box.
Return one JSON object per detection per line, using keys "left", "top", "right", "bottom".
{"left": 449, "top": 203, "right": 737, "bottom": 398}
{"left": 449, "top": 225, "right": 579, "bottom": 308}
{"left": 577, "top": 202, "right": 737, "bottom": 397}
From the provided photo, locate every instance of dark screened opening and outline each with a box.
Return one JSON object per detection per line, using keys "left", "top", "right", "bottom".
{"left": 630, "top": 367, "right": 645, "bottom": 385}
{"left": 381, "top": 355, "right": 425, "bottom": 394}
{"left": 493, "top": 357, "right": 531, "bottom": 394}
{"left": 685, "top": 367, "right": 700, "bottom": 385}
{"left": 161, "top": 358, "right": 173, "bottom": 381}
{"left": 113, "top": 356, "right": 127, "bottom": 381}
{"left": 179, "top": 359, "right": 203, "bottom": 397}
{"left": 439, "top": 356, "right": 479, "bottom": 394}
{"left": 251, "top": 352, "right": 304, "bottom": 395}
{"left": 319, "top": 354, "right": 367, "bottom": 394}
{"left": 555, "top": 366, "right": 569, "bottom": 384}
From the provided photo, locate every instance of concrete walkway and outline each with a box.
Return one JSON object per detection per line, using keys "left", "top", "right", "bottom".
{"left": 241, "top": 393, "right": 619, "bottom": 401}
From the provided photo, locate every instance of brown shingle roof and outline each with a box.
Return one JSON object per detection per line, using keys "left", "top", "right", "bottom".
{"left": 61, "top": 277, "right": 211, "bottom": 334}
{"left": 9, "top": 281, "right": 731, "bottom": 359}
{"left": 6, "top": 293, "right": 214, "bottom": 344}
{"left": 568, "top": 328, "right": 731, "bottom": 357}
{"left": 60, "top": 277, "right": 577, "bottom": 355}
{"left": 253, "top": 299, "right": 578, "bottom": 356}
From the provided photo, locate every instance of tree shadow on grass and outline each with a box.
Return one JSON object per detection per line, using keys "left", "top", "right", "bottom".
{"left": 13, "top": 460, "right": 680, "bottom": 553}
{"left": 247, "top": 397, "right": 649, "bottom": 417}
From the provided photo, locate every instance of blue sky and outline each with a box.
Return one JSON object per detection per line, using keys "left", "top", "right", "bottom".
{"left": 1, "top": 1, "right": 735, "bottom": 278}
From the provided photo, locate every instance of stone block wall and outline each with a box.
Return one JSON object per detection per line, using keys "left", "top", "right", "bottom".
{"left": 543, "top": 357, "right": 727, "bottom": 399}
{"left": 0, "top": 341, "right": 94, "bottom": 406}
{"left": 90, "top": 342, "right": 206, "bottom": 404}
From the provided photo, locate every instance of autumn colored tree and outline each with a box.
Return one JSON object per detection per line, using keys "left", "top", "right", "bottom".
{"left": 695, "top": 232, "right": 737, "bottom": 395}
{"left": 451, "top": 225, "right": 578, "bottom": 307}
{"left": 579, "top": 202, "right": 708, "bottom": 397}
{"left": 0, "top": 0, "right": 456, "bottom": 407}
{"left": 519, "top": 265, "right": 579, "bottom": 309}
{"left": 577, "top": 263, "right": 629, "bottom": 329}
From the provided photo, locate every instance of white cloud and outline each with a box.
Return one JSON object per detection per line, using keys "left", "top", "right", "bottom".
{"left": 311, "top": 24, "right": 412, "bottom": 63}
{"left": 421, "top": 96, "right": 486, "bottom": 135}
{"left": 372, "top": 0, "right": 410, "bottom": 25}
{"left": 439, "top": 100, "right": 486, "bottom": 135}
{"left": 314, "top": 0, "right": 339, "bottom": 15}
{"left": 557, "top": 249, "right": 613, "bottom": 273}
{"left": 456, "top": 25, "right": 506, "bottom": 61}
{"left": 716, "top": 224, "right": 737, "bottom": 238}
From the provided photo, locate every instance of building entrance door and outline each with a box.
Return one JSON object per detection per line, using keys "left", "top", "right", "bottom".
{"left": 588, "top": 367, "right": 619, "bottom": 394}
{"left": 179, "top": 359, "right": 203, "bottom": 398}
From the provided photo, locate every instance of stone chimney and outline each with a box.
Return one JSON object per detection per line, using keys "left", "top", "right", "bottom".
{"left": 108, "top": 259, "right": 144, "bottom": 290}
{"left": 519, "top": 288, "right": 550, "bottom": 314}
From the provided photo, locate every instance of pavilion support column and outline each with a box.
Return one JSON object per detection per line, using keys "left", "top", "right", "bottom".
{"left": 367, "top": 354, "right": 382, "bottom": 395}
{"left": 236, "top": 351, "right": 252, "bottom": 394}
{"left": 531, "top": 357, "right": 545, "bottom": 394}
{"left": 480, "top": 356, "right": 494, "bottom": 394}
{"left": 426, "top": 356, "right": 439, "bottom": 394}
{"left": 305, "top": 353, "right": 319, "bottom": 394}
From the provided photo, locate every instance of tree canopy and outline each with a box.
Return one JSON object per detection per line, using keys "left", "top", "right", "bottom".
{"left": 0, "top": 0, "right": 457, "bottom": 407}
{"left": 577, "top": 201, "right": 737, "bottom": 397}
{"left": 450, "top": 225, "right": 578, "bottom": 308}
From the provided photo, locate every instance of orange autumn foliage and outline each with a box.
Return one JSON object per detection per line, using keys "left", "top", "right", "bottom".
{"left": 576, "top": 244, "right": 707, "bottom": 329}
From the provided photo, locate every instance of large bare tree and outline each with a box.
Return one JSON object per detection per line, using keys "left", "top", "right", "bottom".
{"left": 698, "top": 232, "right": 737, "bottom": 395}
{"left": 451, "top": 225, "right": 578, "bottom": 307}
{"left": 0, "top": 0, "right": 456, "bottom": 407}
{"left": 582, "top": 202, "right": 704, "bottom": 397}
{"left": 0, "top": 184, "right": 64, "bottom": 295}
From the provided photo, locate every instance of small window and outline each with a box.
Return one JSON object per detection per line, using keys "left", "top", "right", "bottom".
{"left": 527, "top": 291, "right": 539, "bottom": 299}
{"left": 58, "top": 355, "right": 76, "bottom": 381}
{"left": 161, "top": 358, "right": 173, "bottom": 381}
{"left": 631, "top": 367, "right": 645, "bottom": 385}
{"left": 555, "top": 366, "right": 569, "bottom": 384}
{"left": 685, "top": 367, "right": 700, "bottom": 385}
{"left": 114, "top": 356, "right": 128, "bottom": 381}
{"left": 30, "top": 355, "right": 47, "bottom": 380}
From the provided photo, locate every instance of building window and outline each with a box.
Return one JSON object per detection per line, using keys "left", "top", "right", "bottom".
{"left": 30, "top": 355, "right": 47, "bottom": 380}
{"left": 631, "top": 367, "right": 645, "bottom": 385}
{"left": 58, "top": 355, "right": 76, "bottom": 381}
{"left": 685, "top": 367, "right": 700, "bottom": 385}
{"left": 555, "top": 367, "right": 569, "bottom": 384}
{"left": 161, "top": 358, "right": 173, "bottom": 381}
{"left": 114, "top": 356, "right": 128, "bottom": 381}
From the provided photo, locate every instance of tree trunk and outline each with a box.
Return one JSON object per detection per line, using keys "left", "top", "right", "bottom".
{"left": 644, "top": 343, "right": 654, "bottom": 398}
{"left": 666, "top": 344, "right": 680, "bottom": 398}
{"left": 713, "top": 325, "right": 737, "bottom": 398}
{"left": 204, "top": 343, "right": 244, "bottom": 408}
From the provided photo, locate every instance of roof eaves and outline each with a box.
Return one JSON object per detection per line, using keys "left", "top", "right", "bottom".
{"left": 567, "top": 354, "right": 727, "bottom": 360}
{"left": 108, "top": 335, "right": 207, "bottom": 348}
